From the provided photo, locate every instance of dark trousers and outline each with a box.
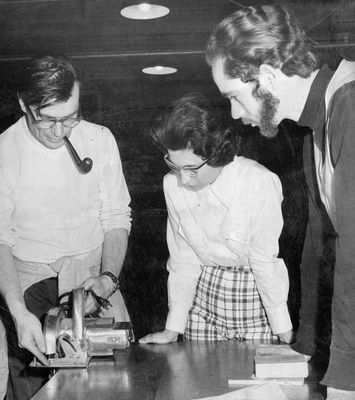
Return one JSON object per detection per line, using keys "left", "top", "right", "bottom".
{"left": 4, "top": 278, "right": 58, "bottom": 400}
{"left": 291, "top": 193, "right": 335, "bottom": 382}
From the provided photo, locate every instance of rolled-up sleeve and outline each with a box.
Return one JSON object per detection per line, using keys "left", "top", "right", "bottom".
{"left": 164, "top": 178, "right": 201, "bottom": 333}
{"left": 249, "top": 172, "right": 292, "bottom": 335}
{"left": 99, "top": 131, "right": 131, "bottom": 234}
{"left": 0, "top": 166, "right": 16, "bottom": 248}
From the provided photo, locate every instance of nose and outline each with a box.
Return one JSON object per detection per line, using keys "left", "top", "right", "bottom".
{"left": 180, "top": 170, "right": 193, "bottom": 185}
{"left": 230, "top": 101, "right": 243, "bottom": 120}
{"left": 51, "top": 121, "right": 66, "bottom": 138}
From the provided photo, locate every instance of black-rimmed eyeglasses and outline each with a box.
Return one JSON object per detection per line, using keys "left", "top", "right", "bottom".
{"left": 164, "top": 154, "right": 210, "bottom": 174}
{"left": 25, "top": 104, "right": 82, "bottom": 129}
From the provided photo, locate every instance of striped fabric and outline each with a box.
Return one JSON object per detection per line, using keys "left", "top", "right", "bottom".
{"left": 184, "top": 265, "right": 274, "bottom": 341}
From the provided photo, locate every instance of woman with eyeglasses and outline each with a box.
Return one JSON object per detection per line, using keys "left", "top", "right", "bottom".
{"left": 139, "top": 92, "right": 293, "bottom": 344}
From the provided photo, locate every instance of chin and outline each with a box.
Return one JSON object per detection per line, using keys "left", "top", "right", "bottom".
{"left": 44, "top": 141, "right": 65, "bottom": 150}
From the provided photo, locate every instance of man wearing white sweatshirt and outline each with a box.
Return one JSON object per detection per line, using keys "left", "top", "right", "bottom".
{"left": 0, "top": 55, "right": 131, "bottom": 400}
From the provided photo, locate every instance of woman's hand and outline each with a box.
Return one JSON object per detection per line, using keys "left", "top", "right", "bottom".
{"left": 277, "top": 329, "right": 294, "bottom": 344}
{"left": 327, "top": 387, "right": 355, "bottom": 399}
{"left": 139, "top": 329, "right": 179, "bottom": 344}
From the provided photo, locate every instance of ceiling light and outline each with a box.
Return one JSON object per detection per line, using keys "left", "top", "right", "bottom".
{"left": 121, "top": 3, "right": 170, "bottom": 20}
{"left": 142, "top": 66, "right": 177, "bottom": 75}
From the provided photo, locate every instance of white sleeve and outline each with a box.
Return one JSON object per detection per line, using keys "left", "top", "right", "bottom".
{"left": 163, "top": 178, "right": 202, "bottom": 333}
{"left": 0, "top": 166, "right": 16, "bottom": 248}
{"left": 248, "top": 172, "right": 292, "bottom": 335}
{"left": 99, "top": 130, "right": 131, "bottom": 234}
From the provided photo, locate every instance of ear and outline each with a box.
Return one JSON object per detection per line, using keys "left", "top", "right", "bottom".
{"left": 258, "top": 64, "right": 278, "bottom": 92}
{"left": 18, "top": 96, "right": 27, "bottom": 114}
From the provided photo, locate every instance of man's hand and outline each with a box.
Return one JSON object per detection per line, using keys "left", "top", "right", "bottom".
{"left": 277, "top": 329, "right": 294, "bottom": 344}
{"left": 12, "top": 306, "right": 49, "bottom": 366}
{"left": 139, "top": 329, "right": 179, "bottom": 344}
{"left": 81, "top": 275, "right": 113, "bottom": 315}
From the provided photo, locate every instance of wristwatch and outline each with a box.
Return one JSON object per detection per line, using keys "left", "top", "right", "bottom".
{"left": 100, "top": 271, "right": 120, "bottom": 297}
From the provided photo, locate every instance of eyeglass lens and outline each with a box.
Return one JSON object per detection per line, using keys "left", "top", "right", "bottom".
{"left": 36, "top": 118, "right": 81, "bottom": 128}
{"left": 26, "top": 104, "right": 81, "bottom": 128}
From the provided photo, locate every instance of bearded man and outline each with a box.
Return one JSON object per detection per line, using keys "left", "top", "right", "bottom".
{"left": 207, "top": 5, "right": 355, "bottom": 399}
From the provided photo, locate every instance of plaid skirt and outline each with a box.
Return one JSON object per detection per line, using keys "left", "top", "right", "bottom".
{"left": 184, "top": 265, "right": 274, "bottom": 341}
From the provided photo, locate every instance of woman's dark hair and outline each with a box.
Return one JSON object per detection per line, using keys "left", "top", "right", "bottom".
{"left": 18, "top": 54, "right": 79, "bottom": 110}
{"left": 206, "top": 5, "right": 317, "bottom": 83}
{"left": 151, "top": 92, "right": 240, "bottom": 167}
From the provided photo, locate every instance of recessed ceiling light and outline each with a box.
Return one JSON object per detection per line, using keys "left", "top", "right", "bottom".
{"left": 142, "top": 66, "right": 177, "bottom": 75}
{"left": 121, "top": 3, "right": 170, "bottom": 20}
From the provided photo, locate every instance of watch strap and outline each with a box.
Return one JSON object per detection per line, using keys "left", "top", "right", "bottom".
{"left": 100, "top": 271, "right": 120, "bottom": 297}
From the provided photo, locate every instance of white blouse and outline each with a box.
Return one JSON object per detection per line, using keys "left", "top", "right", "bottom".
{"left": 164, "top": 156, "right": 292, "bottom": 335}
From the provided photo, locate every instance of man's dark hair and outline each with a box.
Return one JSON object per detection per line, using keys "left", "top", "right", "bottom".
{"left": 18, "top": 55, "right": 78, "bottom": 110}
{"left": 151, "top": 92, "right": 240, "bottom": 167}
{"left": 206, "top": 5, "right": 317, "bottom": 83}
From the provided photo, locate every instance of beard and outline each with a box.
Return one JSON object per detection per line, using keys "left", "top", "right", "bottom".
{"left": 255, "top": 88, "right": 280, "bottom": 138}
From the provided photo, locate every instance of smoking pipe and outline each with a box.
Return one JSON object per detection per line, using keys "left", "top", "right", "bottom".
{"left": 63, "top": 136, "right": 93, "bottom": 174}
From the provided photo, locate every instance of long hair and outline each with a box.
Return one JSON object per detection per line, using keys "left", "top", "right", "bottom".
{"left": 151, "top": 92, "right": 240, "bottom": 167}
{"left": 18, "top": 54, "right": 78, "bottom": 110}
{"left": 206, "top": 5, "right": 317, "bottom": 83}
